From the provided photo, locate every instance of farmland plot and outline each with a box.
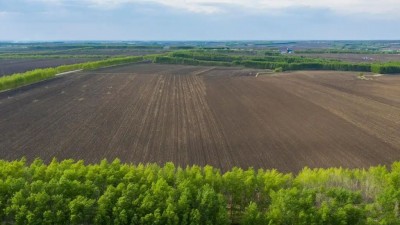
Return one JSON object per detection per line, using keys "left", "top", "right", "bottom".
{"left": 0, "top": 58, "right": 97, "bottom": 77}
{"left": 0, "top": 63, "right": 399, "bottom": 172}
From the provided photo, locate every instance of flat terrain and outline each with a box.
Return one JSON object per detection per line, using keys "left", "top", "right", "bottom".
{"left": 54, "top": 48, "right": 167, "bottom": 56}
{"left": 0, "top": 63, "right": 399, "bottom": 172}
{"left": 297, "top": 53, "right": 400, "bottom": 62}
{"left": 0, "top": 58, "right": 96, "bottom": 77}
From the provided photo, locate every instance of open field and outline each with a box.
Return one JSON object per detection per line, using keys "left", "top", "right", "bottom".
{"left": 0, "top": 63, "right": 399, "bottom": 172}
{"left": 50, "top": 48, "right": 168, "bottom": 56}
{"left": 0, "top": 58, "right": 98, "bottom": 77}
{"left": 297, "top": 53, "right": 400, "bottom": 62}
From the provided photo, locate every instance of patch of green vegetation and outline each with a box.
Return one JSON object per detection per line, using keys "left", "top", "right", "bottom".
{"left": 1, "top": 159, "right": 400, "bottom": 225}
{"left": 357, "top": 73, "right": 373, "bottom": 80}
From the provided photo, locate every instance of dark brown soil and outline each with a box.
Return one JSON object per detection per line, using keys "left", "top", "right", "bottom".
{"left": 0, "top": 64, "right": 399, "bottom": 172}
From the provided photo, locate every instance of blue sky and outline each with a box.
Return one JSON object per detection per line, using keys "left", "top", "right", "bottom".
{"left": 0, "top": 0, "right": 399, "bottom": 41}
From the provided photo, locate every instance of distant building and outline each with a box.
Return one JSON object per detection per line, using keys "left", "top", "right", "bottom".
{"left": 280, "top": 48, "right": 294, "bottom": 54}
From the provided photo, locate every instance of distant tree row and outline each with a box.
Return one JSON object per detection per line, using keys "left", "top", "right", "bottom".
{"left": 153, "top": 56, "right": 233, "bottom": 67}
{"left": 158, "top": 50, "right": 400, "bottom": 74}
{"left": 1, "top": 158, "right": 400, "bottom": 225}
{"left": 238, "top": 60, "right": 372, "bottom": 72}
{"left": 295, "top": 49, "right": 399, "bottom": 54}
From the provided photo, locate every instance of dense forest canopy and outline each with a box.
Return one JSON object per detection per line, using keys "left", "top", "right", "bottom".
{"left": 1, "top": 159, "right": 400, "bottom": 225}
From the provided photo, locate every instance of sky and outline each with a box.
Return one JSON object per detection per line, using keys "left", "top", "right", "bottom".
{"left": 0, "top": 0, "right": 399, "bottom": 41}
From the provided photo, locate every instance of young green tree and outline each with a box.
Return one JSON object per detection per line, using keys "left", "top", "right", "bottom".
{"left": 69, "top": 196, "right": 96, "bottom": 225}
{"left": 241, "top": 202, "right": 265, "bottom": 225}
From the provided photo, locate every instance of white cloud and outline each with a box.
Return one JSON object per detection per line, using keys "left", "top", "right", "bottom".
{"left": 33, "top": 0, "right": 400, "bottom": 16}
{"left": 85, "top": 0, "right": 222, "bottom": 13}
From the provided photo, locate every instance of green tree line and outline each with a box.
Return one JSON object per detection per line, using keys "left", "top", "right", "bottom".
{"left": 295, "top": 49, "right": 400, "bottom": 54}
{"left": 152, "top": 56, "right": 233, "bottom": 67}
{"left": 157, "top": 50, "right": 400, "bottom": 74}
{"left": 1, "top": 159, "right": 400, "bottom": 225}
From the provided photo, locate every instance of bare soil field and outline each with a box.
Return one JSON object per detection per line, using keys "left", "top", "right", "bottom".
{"left": 0, "top": 63, "right": 399, "bottom": 172}
{"left": 0, "top": 58, "right": 96, "bottom": 77}
{"left": 297, "top": 53, "right": 400, "bottom": 62}
{"left": 59, "top": 48, "right": 168, "bottom": 56}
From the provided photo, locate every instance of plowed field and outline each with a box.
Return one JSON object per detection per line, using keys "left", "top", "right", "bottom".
{"left": 1, "top": 63, "right": 399, "bottom": 172}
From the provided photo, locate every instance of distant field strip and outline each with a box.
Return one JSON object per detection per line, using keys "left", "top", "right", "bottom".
{"left": 0, "top": 56, "right": 144, "bottom": 91}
